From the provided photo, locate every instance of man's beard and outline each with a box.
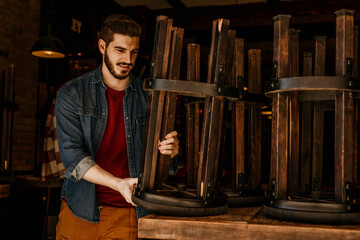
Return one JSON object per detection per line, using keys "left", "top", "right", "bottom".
{"left": 104, "top": 50, "right": 133, "bottom": 80}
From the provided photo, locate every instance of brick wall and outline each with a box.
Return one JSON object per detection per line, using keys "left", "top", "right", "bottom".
{"left": 0, "top": 0, "right": 40, "bottom": 171}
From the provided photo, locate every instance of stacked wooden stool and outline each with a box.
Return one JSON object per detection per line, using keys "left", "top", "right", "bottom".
{"left": 132, "top": 15, "right": 268, "bottom": 216}
{"left": 264, "top": 9, "right": 360, "bottom": 224}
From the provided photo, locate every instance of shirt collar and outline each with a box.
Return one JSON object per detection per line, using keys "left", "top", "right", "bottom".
{"left": 91, "top": 64, "right": 136, "bottom": 91}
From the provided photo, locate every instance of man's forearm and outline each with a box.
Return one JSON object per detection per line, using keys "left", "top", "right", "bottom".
{"left": 82, "top": 164, "right": 119, "bottom": 190}
{"left": 82, "top": 164, "right": 138, "bottom": 205}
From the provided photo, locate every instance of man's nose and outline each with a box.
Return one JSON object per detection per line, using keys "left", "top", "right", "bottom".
{"left": 123, "top": 51, "right": 131, "bottom": 63}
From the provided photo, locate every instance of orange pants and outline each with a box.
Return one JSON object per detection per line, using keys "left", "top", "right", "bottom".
{"left": 56, "top": 201, "right": 138, "bottom": 240}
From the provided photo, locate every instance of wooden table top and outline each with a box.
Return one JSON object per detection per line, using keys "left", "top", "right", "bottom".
{"left": 138, "top": 206, "right": 360, "bottom": 240}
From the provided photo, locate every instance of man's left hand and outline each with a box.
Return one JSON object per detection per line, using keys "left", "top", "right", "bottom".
{"left": 158, "top": 131, "right": 179, "bottom": 159}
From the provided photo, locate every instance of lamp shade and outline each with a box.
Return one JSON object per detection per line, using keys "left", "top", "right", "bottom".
{"left": 30, "top": 36, "right": 66, "bottom": 59}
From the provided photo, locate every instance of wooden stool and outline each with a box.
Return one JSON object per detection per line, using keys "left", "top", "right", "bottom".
{"left": 132, "top": 16, "right": 231, "bottom": 217}
{"left": 263, "top": 9, "right": 360, "bottom": 224}
{"left": 132, "top": 16, "right": 270, "bottom": 216}
{"left": 220, "top": 46, "right": 268, "bottom": 206}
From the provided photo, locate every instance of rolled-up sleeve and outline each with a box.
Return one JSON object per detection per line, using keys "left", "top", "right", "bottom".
{"left": 55, "top": 84, "right": 96, "bottom": 182}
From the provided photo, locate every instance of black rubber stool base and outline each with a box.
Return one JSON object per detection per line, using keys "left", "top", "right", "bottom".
{"left": 263, "top": 200, "right": 360, "bottom": 224}
{"left": 132, "top": 190, "right": 228, "bottom": 217}
{"left": 221, "top": 188, "right": 265, "bottom": 207}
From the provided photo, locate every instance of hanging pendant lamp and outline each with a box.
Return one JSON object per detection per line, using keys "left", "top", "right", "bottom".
{"left": 30, "top": 35, "right": 66, "bottom": 59}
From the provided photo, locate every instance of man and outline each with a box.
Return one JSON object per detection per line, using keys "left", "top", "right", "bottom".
{"left": 55, "top": 14, "right": 179, "bottom": 239}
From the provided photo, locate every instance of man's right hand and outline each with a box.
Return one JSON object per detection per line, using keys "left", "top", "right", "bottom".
{"left": 115, "top": 177, "right": 138, "bottom": 206}
{"left": 82, "top": 165, "right": 138, "bottom": 206}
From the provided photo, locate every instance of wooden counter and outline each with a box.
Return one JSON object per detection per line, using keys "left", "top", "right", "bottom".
{"left": 16, "top": 175, "right": 64, "bottom": 188}
{"left": 138, "top": 207, "right": 360, "bottom": 240}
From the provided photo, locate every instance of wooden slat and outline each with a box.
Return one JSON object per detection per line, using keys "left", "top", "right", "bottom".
{"left": 187, "top": 44, "right": 201, "bottom": 82}
{"left": 186, "top": 104, "right": 195, "bottom": 185}
{"left": 190, "top": 45, "right": 201, "bottom": 184}
{"left": 148, "top": 95, "right": 166, "bottom": 191}
{"left": 161, "top": 19, "right": 174, "bottom": 79}
{"left": 235, "top": 39, "right": 245, "bottom": 89}
{"left": 201, "top": 95, "right": 224, "bottom": 196}
{"left": 354, "top": 26, "right": 359, "bottom": 78}
{"left": 225, "top": 30, "right": 236, "bottom": 86}
{"left": 354, "top": 26, "right": 359, "bottom": 186}
{"left": 302, "top": 52, "right": 313, "bottom": 76}
{"left": 167, "top": 27, "right": 184, "bottom": 81}
{"left": 234, "top": 101, "right": 245, "bottom": 189}
{"left": 299, "top": 48, "right": 313, "bottom": 192}
{"left": 289, "top": 29, "right": 300, "bottom": 77}
{"left": 288, "top": 91, "right": 299, "bottom": 196}
{"left": 310, "top": 36, "right": 327, "bottom": 193}
{"left": 300, "top": 102, "right": 312, "bottom": 191}
{"left": 335, "top": 91, "right": 354, "bottom": 203}
{"left": 214, "top": 99, "right": 225, "bottom": 182}
{"left": 198, "top": 96, "right": 223, "bottom": 197}
{"left": 273, "top": 15, "right": 291, "bottom": 79}
{"left": 248, "top": 49, "right": 262, "bottom": 190}
{"left": 272, "top": 14, "right": 290, "bottom": 200}
{"left": 215, "top": 29, "right": 236, "bottom": 186}
{"left": 273, "top": 93, "right": 289, "bottom": 200}
{"left": 312, "top": 103, "right": 325, "bottom": 192}
{"left": 334, "top": 9, "right": 355, "bottom": 203}
{"left": 234, "top": 38, "right": 245, "bottom": 189}
{"left": 198, "top": 97, "right": 208, "bottom": 197}
{"left": 149, "top": 18, "right": 173, "bottom": 190}
{"left": 215, "top": 29, "right": 236, "bottom": 183}
{"left": 314, "top": 36, "right": 327, "bottom": 76}
{"left": 354, "top": 100, "right": 359, "bottom": 187}
{"left": 197, "top": 19, "right": 229, "bottom": 198}
{"left": 206, "top": 19, "right": 229, "bottom": 85}
{"left": 141, "top": 16, "right": 172, "bottom": 191}
{"left": 335, "top": 9, "right": 355, "bottom": 76}
{"left": 158, "top": 27, "right": 184, "bottom": 185}
{"left": 194, "top": 103, "right": 200, "bottom": 185}
{"left": 186, "top": 43, "right": 201, "bottom": 186}
{"left": 248, "top": 49, "right": 262, "bottom": 93}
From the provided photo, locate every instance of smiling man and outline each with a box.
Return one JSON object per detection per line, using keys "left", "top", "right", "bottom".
{"left": 55, "top": 14, "right": 179, "bottom": 240}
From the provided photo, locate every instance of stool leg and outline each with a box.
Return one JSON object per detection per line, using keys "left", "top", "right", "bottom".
{"left": 271, "top": 93, "right": 289, "bottom": 200}
{"left": 248, "top": 49, "right": 262, "bottom": 190}
{"left": 335, "top": 91, "right": 354, "bottom": 203}
{"left": 141, "top": 16, "right": 172, "bottom": 191}
{"left": 289, "top": 92, "right": 300, "bottom": 196}
{"left": 312, "top": 103, "right": 325, "bottom": 193}
{"left": 301, "top": 102, "right": 312, "bottom": 191}
{"left": 234, "top": 38, "right": 245, "bottom": 191}
{"left": 158, "top": 27, "right": 184, "bottom": 185}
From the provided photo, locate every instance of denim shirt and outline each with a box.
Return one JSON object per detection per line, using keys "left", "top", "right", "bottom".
{"left": 55, "top": 65, "right": 154, "bottom": 222}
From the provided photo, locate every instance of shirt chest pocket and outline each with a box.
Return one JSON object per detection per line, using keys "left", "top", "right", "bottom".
{"left": 134, "top": 115, "right": 145, "bottom": 145}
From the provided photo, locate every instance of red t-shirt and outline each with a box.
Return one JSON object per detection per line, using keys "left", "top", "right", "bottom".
{"left": 95, "top": 86, "right": 132, "bottom": 207}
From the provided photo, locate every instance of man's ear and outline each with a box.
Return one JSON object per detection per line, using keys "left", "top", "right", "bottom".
{"left": 98, "top": 39, "right": 106, "bottom": 54}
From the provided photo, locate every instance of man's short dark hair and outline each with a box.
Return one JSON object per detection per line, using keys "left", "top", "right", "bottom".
{"left": 100, "top": 14, "right": 142, "bottom": 45}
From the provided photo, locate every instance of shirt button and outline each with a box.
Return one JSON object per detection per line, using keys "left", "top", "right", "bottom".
{"left": 128, "top": 134, "right": 131, "bottom": 138}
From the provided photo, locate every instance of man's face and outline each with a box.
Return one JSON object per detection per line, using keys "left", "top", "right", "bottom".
{"left": 102, "top": 33, "right": 140, "bottom": 80}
